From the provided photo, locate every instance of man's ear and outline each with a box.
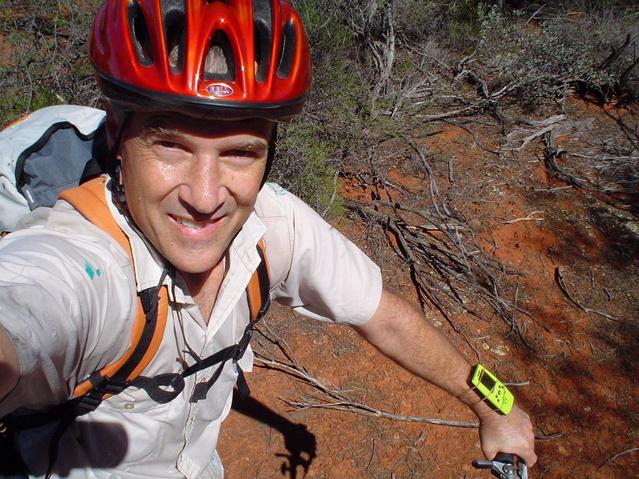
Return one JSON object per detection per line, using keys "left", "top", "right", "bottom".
{"left": 104, "top": 106, "right": 127, "bottom": 178}
{"left": 105, "top": 107, "right": 119, "bottom": 151}
{"left": 105, "top": 105, "right": 130, "bottom": 156}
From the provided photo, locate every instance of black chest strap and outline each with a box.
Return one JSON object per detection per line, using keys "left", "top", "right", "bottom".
{"left": 131, "top": 245, "right": 271, "bottom": 403}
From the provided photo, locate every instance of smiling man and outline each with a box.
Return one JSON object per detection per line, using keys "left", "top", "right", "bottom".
{"left": 0, "top": 1, "right": 535, "bottom": 478}
{"left": 117, "top": 114, "right": 274, "bottom": 320}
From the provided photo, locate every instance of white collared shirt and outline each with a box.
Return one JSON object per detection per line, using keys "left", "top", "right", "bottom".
{"left": 0, "top": 180, "right": 382, "bottom": 479}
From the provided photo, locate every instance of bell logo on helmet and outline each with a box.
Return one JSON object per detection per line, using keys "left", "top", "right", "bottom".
{"left": 206, "top": 83, "right": 234, "bottom": 97}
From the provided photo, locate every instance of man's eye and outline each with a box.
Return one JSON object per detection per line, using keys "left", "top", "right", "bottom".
{"left": 156, "top": 140, "right": 183, "bottom": 150}
{"left": 225, "top": 149, "right": 257, "bottom": 158}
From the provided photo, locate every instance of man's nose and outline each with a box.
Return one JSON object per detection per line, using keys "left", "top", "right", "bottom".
{"left": 181, "top": 155, "right": 227, "bottom": 214}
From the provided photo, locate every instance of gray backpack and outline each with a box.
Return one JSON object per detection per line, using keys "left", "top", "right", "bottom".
{"left": 0, "top": 105, "right": 107, "bottom": 232}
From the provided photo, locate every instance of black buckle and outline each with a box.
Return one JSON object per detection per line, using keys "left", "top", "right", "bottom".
{"left": 234, "top": 326, "right": 254, "bottom": 362}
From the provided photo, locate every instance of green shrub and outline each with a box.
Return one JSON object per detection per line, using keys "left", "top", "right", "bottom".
{"left": 0, "top": 1, "right": 99, "bottom": 126}
{"left": 272, "top": 122, "right": 344, "bottom": 218}
{"left": 476, "top": 4, "right": 639, "bottom": 107}
{"left": 270, "top": 0, "right": 368, "bottom": 217}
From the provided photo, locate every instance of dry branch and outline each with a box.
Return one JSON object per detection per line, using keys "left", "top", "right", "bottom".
{"left": 411, "top": 82, "right": 515, "bottom": 123}
{"left": 597, "top": 34, "right": 631, "bottom": 72}
{"left": 345, "top": 135, "right": 531, "bottom": 341}
{"left": 505, "top": 115, "right": 565, "bottom": 152}
{"left": 454, "top": 56, "right": 489, "bottom": 98}
{"left": 600, "top": 447, "right": 639, "bottom": 468}
{"left": 555, "top": 267, "right": 620, "bottom": 321}
{"left": 254, "top": 328, "right": 481, "bottom": 429}
{"left": 443, "top": 120, "right": 500, "bottom": 156}
{"left": 258, "top": 353, "right": 480, "bottom": 429}
{"left": 254, "top": 325, "right": 562, "bottom": 440}
{"left": 543, "top": 128, "right": 639, "bottom": 199}
{"left": 502, "top": 211, "right": 545, "bottom": 224}
{"left": 543, "top": 131, "right": 590, "bottom": 189}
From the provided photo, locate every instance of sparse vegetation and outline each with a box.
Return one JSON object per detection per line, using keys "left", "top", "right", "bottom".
{"left": 475, "top": 4, "right": 639, "bottom": 108}
{"left": 0, "top": 1, "right": 100, "bottom": 122}
{"left": 1, "top": 1, "right": 637, "bottom": 211}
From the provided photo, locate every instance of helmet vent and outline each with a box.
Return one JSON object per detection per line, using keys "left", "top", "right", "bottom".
{"left": 277, "top": 20, "right": 296, "bottom": 79}
{"left": 161, "top": 0, "right": 186, "bottom": 73}
{"left": 128, "top": 1, "right": 154, "bottom": 66}
{"left": 253, "top": 0, "right": 273, "bottom": 83}
{"left": 204, "top": 30, "right": 235, "bottom": 81}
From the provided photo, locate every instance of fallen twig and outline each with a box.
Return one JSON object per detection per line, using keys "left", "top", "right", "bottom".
{"left": 255, "top": 328, "right": 559, "bottom": 440}
{"left": 443, "top": 119, "right": 501, "bottom": 156}
{"left": 502, "top": 211, "right": 545, "bottom": 224}
{"left": 543, "top": 131, "right": 591, "bottom": 189}
{"left": 505, "top": 115, "right": 565, "bottom": 152}
{"left": 526, "top": 4, "right": 546, "bottom": 24}
{"left": 254, "top": 350, "right": 479, "bottom": 429}
{"left": 597, "top": 34, "right": 631, "bottom": 72}
{"left": 555, "top": 267, "right": 620, "bottom": 321}
{"left": 600, "top": 447, "right": 639, "bottom": 468}
{"left": 342, "top": 122, "right": 539, "bottom": 341}
{"left": 535, "top": 431, "right": 565, "bottom": 441}
{"left": 448, "top": 156, "right": 455, "bottom": 183}
{"left": 514, "top": 124, "right": 558, "bottom": 151}
{"left": 412, "top": 89, "right": 515, "bottom": 122}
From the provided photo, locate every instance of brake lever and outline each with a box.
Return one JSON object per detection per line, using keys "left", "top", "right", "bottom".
{"left": 473, "top": 452, "right": 528, "bottom": 479}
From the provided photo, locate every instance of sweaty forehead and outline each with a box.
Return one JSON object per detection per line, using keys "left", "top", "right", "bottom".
{"left": 133, "top": 112, "right": 274, "bottom": 141}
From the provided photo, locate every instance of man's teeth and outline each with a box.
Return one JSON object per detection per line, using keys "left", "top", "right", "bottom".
{"left": 175, "top": 217, "right": 209, "bottom": 229}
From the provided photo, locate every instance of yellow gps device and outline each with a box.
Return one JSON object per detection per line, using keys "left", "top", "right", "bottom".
{"left": 470, "top": 364, "right": 514, "bottom": 415}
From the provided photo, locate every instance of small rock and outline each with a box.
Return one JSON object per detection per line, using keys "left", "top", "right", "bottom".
{"left": 492, "top": 344, "right": 509, "bottom": 356}
{"left": 625, "top": 221, "right": 639, "bottom": 237}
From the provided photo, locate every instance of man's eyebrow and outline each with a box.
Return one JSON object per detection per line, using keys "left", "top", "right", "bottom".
{"left": 229, "top": 139, "right": 268, "bottom": 151}
{"left": 140, "top": 116, "right": 183, "bottom": 137}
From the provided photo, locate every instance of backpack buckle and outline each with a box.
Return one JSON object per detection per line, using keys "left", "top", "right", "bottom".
{"left": 74, "top": 374, "right": 128, "bottom": 415}
{"left": 234, "top": 325, "right": 254, "bottom": 361}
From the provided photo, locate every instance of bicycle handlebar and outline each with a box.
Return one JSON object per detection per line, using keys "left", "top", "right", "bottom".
{"left": 473, "top": 452, "right": 528, "bottom": 479}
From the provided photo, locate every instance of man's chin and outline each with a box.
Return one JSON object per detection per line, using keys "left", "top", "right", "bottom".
{"left": 171, "top": 259, "right": 220, "bottom": 276}
{"left": 155, "top": 236, "right": 231, "bottom": 277}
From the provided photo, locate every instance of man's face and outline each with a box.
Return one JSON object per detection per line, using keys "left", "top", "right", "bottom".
{"left": 117, "top": 112, "right": 272, "bottom": 276}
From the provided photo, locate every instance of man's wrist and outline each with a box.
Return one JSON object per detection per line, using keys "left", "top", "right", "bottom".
{"left": 457, "top": 386, "right": 483, "bottom": 408}
{"left": 456, "top": 387, "right": 502, "bottom": 420}
{"left": 464, "top": 364, "right": 515, "bottom": 415}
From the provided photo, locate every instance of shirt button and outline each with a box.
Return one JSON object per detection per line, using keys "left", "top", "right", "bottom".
{"left": 124, "top": 402, "right": 135, "bottom": 410}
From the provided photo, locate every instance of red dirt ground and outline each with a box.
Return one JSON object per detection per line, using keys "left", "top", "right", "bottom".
{"left": 218, "top": 99, "right": 639, "bottom": 478}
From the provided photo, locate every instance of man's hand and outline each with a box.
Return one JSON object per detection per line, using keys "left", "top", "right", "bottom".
{"left": 475, "top": 404, "right": 537, "bottom": 467}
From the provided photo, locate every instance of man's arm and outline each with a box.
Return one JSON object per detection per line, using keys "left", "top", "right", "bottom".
{"left": 0, "top": 326, "right": 20, "bottom": 402}
{"left": 354, "top": 288, "right": 537, "bottom": 466}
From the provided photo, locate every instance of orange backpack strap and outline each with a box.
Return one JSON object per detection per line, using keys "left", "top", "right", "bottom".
{"left": 247, "top": 239, "right": 271, "bottom": 323}
{"left": 59, "top": 176, "right": 169, "bottom": 401}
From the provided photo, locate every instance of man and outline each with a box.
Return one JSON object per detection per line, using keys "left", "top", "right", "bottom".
{"left": 0, "top": 1, "right": 536, "bottom": 478}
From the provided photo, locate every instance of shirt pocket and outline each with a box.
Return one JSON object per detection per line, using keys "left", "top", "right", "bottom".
{"left": 100, "top": 383, "right": 170, "bottom": 414}
{"left": 192, "top": 360, "right": 239, "bottom": 421}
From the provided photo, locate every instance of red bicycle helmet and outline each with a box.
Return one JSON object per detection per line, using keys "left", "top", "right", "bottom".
{"left": 90, "top": 0, "right": 312, "bottom": 121}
